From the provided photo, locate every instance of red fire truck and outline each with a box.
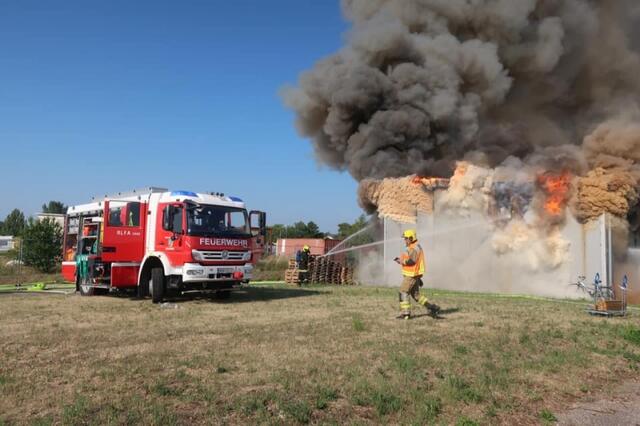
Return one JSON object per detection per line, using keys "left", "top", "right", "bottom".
{"left": 61, "top": 188, "right": 266, "bottom": 303}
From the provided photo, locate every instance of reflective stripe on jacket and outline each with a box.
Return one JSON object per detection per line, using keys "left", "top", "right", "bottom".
{"left": 400, "top": 242, "right": 425, "bottom": 277}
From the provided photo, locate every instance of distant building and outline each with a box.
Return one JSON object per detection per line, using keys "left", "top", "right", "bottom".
{"left": 0, "top": 236, "right": 15, "bottom": 252}
{"left": 36, "top": 213, "right": 65, "bottom": 227}
{"left": 276, "top": 238, "right": 343, "bottom": 258}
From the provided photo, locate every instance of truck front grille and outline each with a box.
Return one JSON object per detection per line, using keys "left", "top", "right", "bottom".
{"left": 196, "top": 250, "right": 248, "bottom": 261}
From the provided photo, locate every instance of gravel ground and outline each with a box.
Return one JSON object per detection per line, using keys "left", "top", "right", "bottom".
{"left": 558, "top": 379, "right": 640, "bottom": 426}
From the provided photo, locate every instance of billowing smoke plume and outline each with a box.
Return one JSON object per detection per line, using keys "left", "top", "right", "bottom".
{"left": 284, "top": 0, "right": 640, "bottom": 182}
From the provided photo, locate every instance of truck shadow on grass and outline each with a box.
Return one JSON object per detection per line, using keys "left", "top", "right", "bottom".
{"left": 158, "top": 286, "right": 323, "bottom": 305}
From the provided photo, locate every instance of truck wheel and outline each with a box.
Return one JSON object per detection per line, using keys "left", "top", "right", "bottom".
{"left": 150, "top": 267, "right": 165, "bottom": 304}
{"left": 79, "top": 276, "right": 95, "bottom": 296}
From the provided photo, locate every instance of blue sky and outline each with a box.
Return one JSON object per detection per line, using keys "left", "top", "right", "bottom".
{"left": 0, "top": 0, "right": 362, "bottom": 232}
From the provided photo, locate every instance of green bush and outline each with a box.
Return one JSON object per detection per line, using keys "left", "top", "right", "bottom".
{"left": 21, "top": 218, "right": 63, "bottom": 273}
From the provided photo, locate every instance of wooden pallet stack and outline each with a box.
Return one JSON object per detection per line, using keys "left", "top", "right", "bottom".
{"left": 284, "top": 259, "right": 302, "bottom": 285}
{"left": 308, "top": 256, "right": 319, "bottom": 283}
{"left": 284, "top": 255, "right": 355, "bottom": 285}
{"left": 315, "top": 257, "right": 326, "bottom": 283}
{"left": 284, "top": 269, "right": 301, "bottom": 285}
{"left": 312, "top": 256, "right": 355, "bottom": 285}
{"left": 340, "top": 266, "right": 354, "bottom": 285}
{"left": 328, "top": 261, "right": 339, "bottom": 284}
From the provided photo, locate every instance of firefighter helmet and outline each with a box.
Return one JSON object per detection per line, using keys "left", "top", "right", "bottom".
{"left": 402, "top": 229, "right": 417, "bottom": 241}
{"left": 303, "top": 245, "right": 310, "bottom": 251}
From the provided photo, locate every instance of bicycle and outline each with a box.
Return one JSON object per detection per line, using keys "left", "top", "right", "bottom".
{"left": 571, "top": 273, "right": 628, "bottom": 316}
{"left": 571, "top": 273, "right": 615, "bottom": 301}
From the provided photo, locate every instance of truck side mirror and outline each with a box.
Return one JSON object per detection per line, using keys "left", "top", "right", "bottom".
{"left": 162, "top": 205, "right": 173, "bottom": 231}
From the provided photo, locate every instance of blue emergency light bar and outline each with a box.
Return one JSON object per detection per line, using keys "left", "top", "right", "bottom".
{"left": 171, "top": 190, "right": 199, "bottom": 197}
{"left": 229, "top": 196, "right": 243, "bottom": 202}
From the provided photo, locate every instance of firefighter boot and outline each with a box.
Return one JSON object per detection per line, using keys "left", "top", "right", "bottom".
{"left": 426, "top": 302, "right": 440, "bottom": 318}
{"left": 398, "top": 293, "right": 411, "bottom": 320}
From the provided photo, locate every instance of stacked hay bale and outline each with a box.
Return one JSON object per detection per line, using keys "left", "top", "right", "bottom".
{"left": 358, "top": 175, "right": 440, "bottom": 223}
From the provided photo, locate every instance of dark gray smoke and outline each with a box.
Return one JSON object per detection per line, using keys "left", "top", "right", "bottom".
{"left": 284, "top": 0, "right": 640, "bottom": 181}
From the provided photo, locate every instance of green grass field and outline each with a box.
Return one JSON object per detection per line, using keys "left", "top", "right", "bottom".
{"left": 1, "top": 284, "right": 640, "bottom": 425}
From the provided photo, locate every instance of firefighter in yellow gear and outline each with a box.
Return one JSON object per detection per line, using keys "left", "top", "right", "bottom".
{"left": 394, "top": 229, "right": 440, "bottom": 320}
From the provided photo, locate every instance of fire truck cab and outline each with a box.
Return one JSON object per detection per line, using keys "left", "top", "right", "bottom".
{"left": 61, "top": 187, "right": 266, "bottom": 303}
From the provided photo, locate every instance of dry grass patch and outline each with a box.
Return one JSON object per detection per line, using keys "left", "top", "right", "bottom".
{"left": 0, "top": 284, "right": 639, "bottom": 424}
{"left": 0, "top": 253, "right": 63, "bottom": 286}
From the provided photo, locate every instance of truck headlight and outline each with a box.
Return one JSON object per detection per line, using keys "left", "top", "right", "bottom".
{"left": 192, "top": 250, "right": 204, "bottom": 261}
{"left": 242, "top": 251, "right": 252, "bottom": 261}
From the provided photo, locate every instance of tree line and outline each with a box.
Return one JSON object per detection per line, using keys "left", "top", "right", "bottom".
{"left": 0, "top": 201, "right": 66, "bottom": 237}
{"left": 265, "top": 215, "right": 370, "bottom": 244}
{"left": 0, "top": 201, "right": 66, "bottom": 273}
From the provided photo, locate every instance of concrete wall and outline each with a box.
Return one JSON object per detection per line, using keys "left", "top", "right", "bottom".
{"left": 276, "top": 238, "right": 342, "bottom": 258}
{"left": 614, "top": 249, "right": 640, "bottom": 304}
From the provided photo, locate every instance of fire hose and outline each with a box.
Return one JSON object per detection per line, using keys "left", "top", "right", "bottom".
{"left": 0, "top": 282, "right": 76, "bottom": 295}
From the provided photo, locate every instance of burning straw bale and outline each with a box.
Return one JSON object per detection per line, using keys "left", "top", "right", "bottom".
{"left": 576, "top": 119, "right": 640, "bottom": 235}
{"left": 573, "top": 168, "right": 639, "bottom": 223}
{"left": 438, "top": 162, "right": 492, "bottom": 214}
{"left": 358, "top": 176, "right": 435, "bottom": 223}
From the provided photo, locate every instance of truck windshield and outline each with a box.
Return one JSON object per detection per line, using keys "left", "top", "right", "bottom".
{"left": 186, "top": 205, "right": 250, "bottom": 237}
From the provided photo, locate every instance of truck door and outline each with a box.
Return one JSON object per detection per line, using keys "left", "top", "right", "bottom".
{"left": 102, "top": 201, "right": 147, "bottom": 262}
{"left": 249, "top": 210, "right": 267, "bottom": 263}
{"left": 155, "top": 203, "right": 185, "bottom": 252}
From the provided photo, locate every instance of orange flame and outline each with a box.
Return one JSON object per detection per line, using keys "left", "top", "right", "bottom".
{"left": 412, "top": 175, "right": 426, "bottom": 185}
{"left": 537, "top": 171, "right": 572, "bottom": 216}
{"left": 412, "top": 175, "right": 450, "bottom": 189}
